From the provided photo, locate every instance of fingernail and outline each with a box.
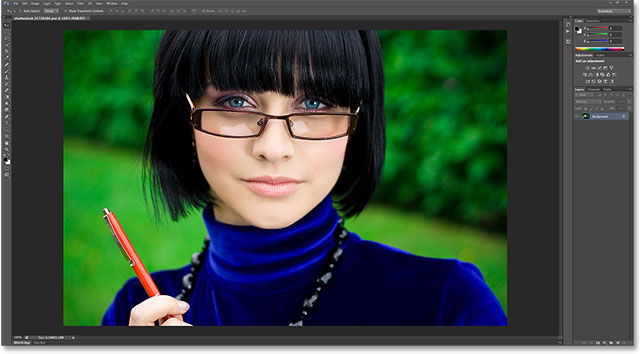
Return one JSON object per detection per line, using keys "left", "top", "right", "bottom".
{"left": 178, "top": 301, "right": 190, "bottom": 311}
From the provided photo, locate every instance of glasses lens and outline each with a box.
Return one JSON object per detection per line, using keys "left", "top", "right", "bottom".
{"left": 289, "top": 114, "right": 351, "bottom": 139}
{"left": 200, "top": 111, "right": 263, "bottom": 137}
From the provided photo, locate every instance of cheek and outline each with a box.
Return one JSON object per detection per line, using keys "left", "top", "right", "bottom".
{"left": 194, "top": 135, "right": 243, "bottom": 186}
{"left": 304, "top": 139, "right": 348, "bottom": 181}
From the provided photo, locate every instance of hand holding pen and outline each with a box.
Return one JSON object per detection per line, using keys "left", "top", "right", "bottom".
{"left": 103, "top": 208, "right": 192, "bottom": 326}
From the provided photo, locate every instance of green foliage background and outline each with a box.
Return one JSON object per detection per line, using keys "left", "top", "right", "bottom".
{"left": 376, "top": 30, "right": 507, "bottom": 232}
{"left": 63, "top": 30, "right": 507, "bottom": 325}
{"left": 64, "top": 30, "right": 162, "bottom": 150}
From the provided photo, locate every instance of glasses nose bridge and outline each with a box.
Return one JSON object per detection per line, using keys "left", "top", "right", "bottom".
{"left": 262, "top": 113, "right": 290, "bottom": 121}
{"left": 258, "top": 113, "right": 293, "bottom": 137}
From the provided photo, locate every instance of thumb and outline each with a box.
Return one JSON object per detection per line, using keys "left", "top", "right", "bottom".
{"left": 167, "top": 299, "right": 191, "bottom": 316}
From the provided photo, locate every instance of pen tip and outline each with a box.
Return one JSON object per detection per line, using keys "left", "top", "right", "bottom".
{"left": 102, "top": 208, "right": 110, "bottom": 216}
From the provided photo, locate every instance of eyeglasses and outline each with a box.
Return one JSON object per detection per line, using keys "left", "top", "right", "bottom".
{"left": 185, "top": 93, "right": 359, "bottom": 140}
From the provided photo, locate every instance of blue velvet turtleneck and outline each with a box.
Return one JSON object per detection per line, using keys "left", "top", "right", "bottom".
{"left": 201, "top": 195, "right": 340, "bottom": 296}
{"left": 182, "top": 195, "right": 355, "bottom": 325}
{"left": 102, "top": 196, "right": 507, "bottom": 326}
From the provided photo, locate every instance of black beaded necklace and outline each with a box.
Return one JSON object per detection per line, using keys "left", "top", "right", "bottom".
{"left": 175, "top": 218, "right": 349, "bottom": 326}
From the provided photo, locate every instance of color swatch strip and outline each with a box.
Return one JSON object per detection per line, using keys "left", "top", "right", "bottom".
{"left": 575, "top": 47, "right": 624, "bottom": 51}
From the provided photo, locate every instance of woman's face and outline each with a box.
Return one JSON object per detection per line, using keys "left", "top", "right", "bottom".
{"left": 193, "top": 86, "right": 349, "bottom": 229}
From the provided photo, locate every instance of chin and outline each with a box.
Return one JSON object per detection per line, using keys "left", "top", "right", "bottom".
{"left": 250, "top": 216, "right": 297, "bottom": 230}
{"left": 244, "top": 204, "right": 305, "bottom": 229}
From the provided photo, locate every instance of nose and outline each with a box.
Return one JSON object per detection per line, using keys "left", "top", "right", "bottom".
{"left": 251, "top": 117, "right": 295, "bottom": 162}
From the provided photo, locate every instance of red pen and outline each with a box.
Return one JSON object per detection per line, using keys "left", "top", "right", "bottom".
{"left": 103, "top": 208, "right": 160, "bottom": 298}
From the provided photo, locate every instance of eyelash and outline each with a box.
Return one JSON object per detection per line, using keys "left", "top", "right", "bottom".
{"left": 213, "top": 94, "right": 254, "bottom": 110}
{"left": 213, "top": 94, "right": 335, "bottom": 112}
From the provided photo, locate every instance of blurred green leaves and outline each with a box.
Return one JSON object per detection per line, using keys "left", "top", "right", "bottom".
{"left": 376, "top": 30, "right": 507, "bottom": 232}
{"left": 64, "top": 30, "right": 164, "bottom": 149}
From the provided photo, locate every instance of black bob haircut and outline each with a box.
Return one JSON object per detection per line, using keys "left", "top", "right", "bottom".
{"left": 143, "top": 30, "right": 385, "bottom": 222}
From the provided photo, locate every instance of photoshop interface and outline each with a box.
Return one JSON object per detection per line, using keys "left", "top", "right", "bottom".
{"left": 0, "top": 0, "right": 634, "bottom": 347}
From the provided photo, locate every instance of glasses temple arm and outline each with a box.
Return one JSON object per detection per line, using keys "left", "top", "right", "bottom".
{"left": 185, "top": 93, "right": 195, "bottom": 112}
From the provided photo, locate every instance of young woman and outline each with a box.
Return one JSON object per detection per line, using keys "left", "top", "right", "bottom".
{"left": 102, "top": 30, "right": 507, "bottom": 326}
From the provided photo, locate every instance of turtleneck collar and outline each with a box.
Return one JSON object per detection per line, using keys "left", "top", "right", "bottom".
{"left": 201, "top": 195, "right": 340, "bottom": 294}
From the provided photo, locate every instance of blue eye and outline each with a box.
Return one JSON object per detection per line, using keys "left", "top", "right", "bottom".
{"left": 227, "top": 97, "right": 246, "bottom": 108}
{"left": 303, "top": 99, "right": 322, "bottom": 110}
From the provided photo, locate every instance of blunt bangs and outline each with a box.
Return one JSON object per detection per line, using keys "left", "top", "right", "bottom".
{"left": 180, "top": 30, "right": 368, "bottom": 110}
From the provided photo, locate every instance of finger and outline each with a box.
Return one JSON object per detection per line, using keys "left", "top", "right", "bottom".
{"left": 129, "top": 296, "right": 190, "bottom": 326}
{"left": 161, "top": 317, "right": 193, "bottom": 326}
{"left": 159, "top": 314, "right": 183, "bottom": 326}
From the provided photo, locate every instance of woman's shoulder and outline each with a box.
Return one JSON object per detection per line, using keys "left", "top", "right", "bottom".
{"left": 332, "top": 236, "right": 506, "bottom": 325}
{"left": 344, "top": 236, "right": 469, "bottom": 278}
{"left": 101, "top": 264, "right": 191, "bottom": 326}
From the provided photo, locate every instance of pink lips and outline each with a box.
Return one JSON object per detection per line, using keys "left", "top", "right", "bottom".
{"left": 244, "top": 176, "right": 302, "bottom": 197}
